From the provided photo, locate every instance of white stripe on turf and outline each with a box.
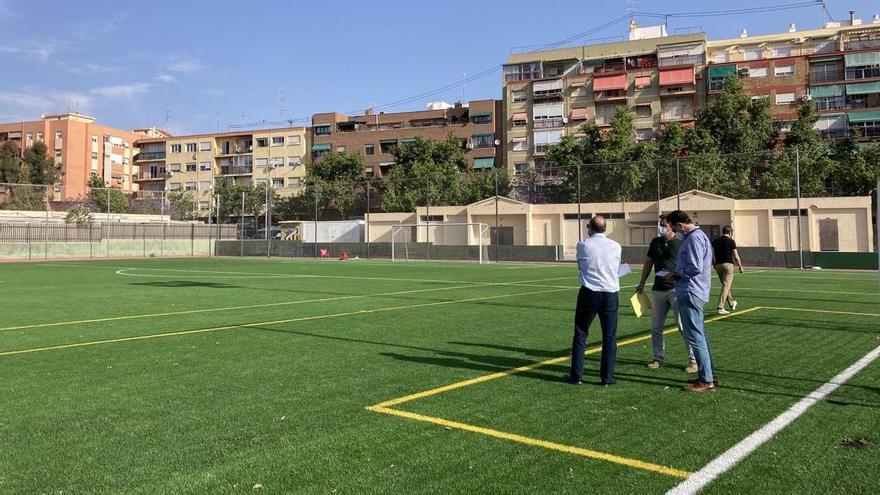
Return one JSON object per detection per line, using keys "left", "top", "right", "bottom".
{"left": 666, "top": 343, "right": 880, "bottom": 495}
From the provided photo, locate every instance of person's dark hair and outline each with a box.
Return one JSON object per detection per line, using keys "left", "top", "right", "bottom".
{"left": 589, "top": 215, "right": 607, "bottom": 233}
{"left": 722, "top": 225, "right": 733, "bottom": 235}
{"left": 658, "top": 214, "right": 668, "bottom": 223}
{"left": 666, "top": 210, "right": 691, "bottom": 225}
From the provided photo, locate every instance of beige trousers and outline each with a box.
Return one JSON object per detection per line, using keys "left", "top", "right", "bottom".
{"left": 715, "top": 263, "right": 735, "bottom": 310}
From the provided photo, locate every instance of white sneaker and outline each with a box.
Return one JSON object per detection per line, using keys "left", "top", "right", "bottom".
{"left": 731, "top": 300, "right": 738, "bottom": 311}
{"left": 717, "top": 308, "right": 730, "bottom": 315}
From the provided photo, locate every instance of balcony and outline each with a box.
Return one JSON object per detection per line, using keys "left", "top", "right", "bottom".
{"left": 533, "top": 88, "right": 563, "bottom": 100}
{"left": 658, "top": 55, "right": 703, "bottom": 67}
{"left": 820, "top": 129, "right": 850, "bottom": 139}
{"left": 219, "top": 166, "right": 253, "bottom": 176}
{"left": 845, "top": 67, "right": 880, "bottom": 80}
{"left": 136, "top": 172, "right": 167, "bottom": 181}
{"left": 533, "top": 117, "right": 564, "bottom": 129}
{"left": 135, "top": 151, "right": 166, "bottom": 162}
{"left": 814, "top": 96, "right": 846, "bottom": 111}
{"left": 810, "top": 70, "right": 843, "bottom": 83}
{"left": 844, "top": 39, "right": 880, "bottom": 50}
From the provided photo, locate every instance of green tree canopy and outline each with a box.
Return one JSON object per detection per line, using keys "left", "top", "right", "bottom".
{"left": 0, "top": 141, "right": 20, "bottom": 184}
{"left": 22, "top": 141, "right": 62, "bottom": 185}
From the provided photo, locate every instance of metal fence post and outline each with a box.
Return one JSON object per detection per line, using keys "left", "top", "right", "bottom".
{"left": 676, "top": 157, "right": 681, "bottom": 210}
{"left": 425, "top": 175, "right": 430, "bottom": 261}
{"left": 314, "top": 182, "right": 319, "bottom": 259}
{"left": 577, "top": 164, "right": 582, "bottom": 241}
{"left": 366, "top": 181, "right": 371, "bottom": 259}
{"left": 494, "top": 169, "right": 499, "bottom": 262}
{"left": 795, "top": 147, "right": 804, "bottom": 270}
{"left": 191, "top": 224, "right": 195, "bottom": 257}
{"left": 240, "top": 191, "right": 245, "bottom": 257}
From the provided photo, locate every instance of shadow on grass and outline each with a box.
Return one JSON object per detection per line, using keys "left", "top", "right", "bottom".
{"left": 129, "top": 280, "right": 243, "bottom": 289}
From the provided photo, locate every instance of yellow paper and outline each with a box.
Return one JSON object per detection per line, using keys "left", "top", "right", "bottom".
{"left": 630, "top": 292, "right": 652, "bottom": 318}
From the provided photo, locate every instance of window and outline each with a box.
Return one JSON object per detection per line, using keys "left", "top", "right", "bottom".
{"left": 170, "top": 144, "right": 181, "bottom": 153}
{"left": 255, "top": 138, "right": 269, "bottom": 148}
{"left": 512, "top": 89, "right": 527, "bottom": 102}
{"left": 814, "top": 95, "right": 845, "bottom": 111}
{"left": 532, "top": 103, "right": 564, "bottom": 128}
{"left": 711, "top": 52, "right": 729, "bottom": 63}
{"left": 420, "top": 215, "right": 444, "bottom": 222}
{"left": 287, "top": 135, "right": 301, "bottom": 146}
{"left": 36, "top": 132, "right": 43, "bottom": 141}
{"left": 55, "top": 151, "right": 62, "bottom": 158}
{"left": 336, "top": 146, "right": 346, "bottom": 152}
{"left": 55, "top": 131, "right": 62, "bottom": 139}
{"left": 169, "top": 183, "right": 181, "bottom": 191}
{"left": 185, "top": 143, "right": 197, "bottom": 153}
{"left": 314, "top": 125, "right": 332, "bottom": 135}
{"left": 185, "top": 182, "right": 196, "bottom": 191}
{"left": 775, "top": 92, "right": 796, "bottom": 105}
{"left": 186, "top": 162, "right": 196, "bottom": 172}
{"left": 595, "top": 104, "right": 623, "bottom": 125}
{"left": 472, "top": 133, "right": 494, "bottom": 148}
{"left": 749, "top": 67, "right": 768, "bottom": 78}
{"left": 634, "top": 76, "right": 652, "bottom": 88}
{"left": 255, "top": 179, "right": 268, "bottom": 187}
{"left": 270, "top": 157, "right": 284, "bottom": 168}
{"left": 774, "top": 65, "right": 795, "bottom": 76}
{"left": 597, "top": 213, "right": 625, "bottom": 219}
{"left": 198, "top": 201, "right": 209, "bottom": 210}
{"left": 751, "top": 95, "right": 769, "bottom": 101}
{"left": 90, "top": 135, "right": 97, "bottom": 143}
{"left": 503, "top": 62, "right": 541, "bottom": 82}
{"left": 811, "top": 63, "right": 840, "bottom": 82}
{"left": 288, "top": 156, "right": 301, "bottom": 166}
{"left": 255, "top": 158, "right": 269, "bottom": 168}
{"left": 271, "top": 136, "right": 284, "bottom": 147}
{"left": 635, "top": 129, "right": 654, "bottom": 141}
{"left": 472, "top": 113, "right": 492, "bottom": 124}
{"left": 771, "top": 46, "right": 791, "bottom": 58}
{"left": 742, "top": 47, "right": 762, "bottom": 61}
{"left": 199, "top": 141, "right": 212, "bottom": 151}
{"left": 169, "top": 163, "right": 181, "bottom": 172}
{"left": 533, "top": 129, "right": 563, "bottom": 154}
{"left": 380, "top": 140, "right": 397, "bottom": 154}
{"left": 199, "top": 162, "right": 211, "bottom": 171}
{"left": 364, "top": 144, "right": 375, "bottom": 155}
{"left": 846, "top": 64, "right": 880, "bottom": 80}
{"left": 514, "top": 163, "right": 528, "bottom": 175}
{"left": 199, "top": 181, "right": 212, "bottom": 191}
{"left": 272, "top": 178, "right": 285, "bottom": 188}
{"left": 91, "top": 152, "right": 98, "bottom": 159}
{"left": 289, "top": 177, "right": 302, "bottom": 186}
{"left": 635, "top": 104, "right": 652, "bottom": 118}
{"left": 771, "top": 209, "right": 807, "bottom": 217}
{"left": 512, "top": 138, "right": 528, "bottom": 152}
{"left": 660, "top": 98, "right": 694, "bottom": 120}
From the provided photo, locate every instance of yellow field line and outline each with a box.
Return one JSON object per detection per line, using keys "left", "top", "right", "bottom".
{"left": 0, "top": 287, "right": 574, "bottom": 358}
{"left": 372, "top": 307, "right": 762, "bottom": 409}
{"left": 733, "top": 287, "right": 879, "bottom": 297}
{"left": 760, "top": 306, "right": 880, "bottom": 317}
{"left": 0, "top": 277, "right": 576, "bottom": 333}
{"left": 367, "top": 405, "right": 690, "bottom": 479}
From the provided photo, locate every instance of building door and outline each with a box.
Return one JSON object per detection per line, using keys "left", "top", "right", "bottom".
{"left": 490, "top": 226, "right": 514, "bottom": 245}
{"left": 819, "top": 218, "right": 839, "bottom": 251}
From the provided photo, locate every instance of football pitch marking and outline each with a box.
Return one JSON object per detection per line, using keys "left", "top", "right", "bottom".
{"left": 367, "top": 305, "right": 879, "bottom": 483}
{"left": 0, "top": 286, "right": 575, "bottom": 357}
{"left": 667, "top": 342, "right": 880, "bottom": 495}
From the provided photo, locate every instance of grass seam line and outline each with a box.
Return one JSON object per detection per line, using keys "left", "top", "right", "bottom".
{"left": 667, "top": 343, "right": 880, "bottom": 495}
{"left": 0, "top": 287, "right": 574, "bottom": 358}
{"left": 366, "top": 406, "right": 691, "bottom": 479}
{"left": 759, "top": 306, "right": 880, "bottom": 317}
{"left": 371, "top": 307, "right": 762, "bottom": 409}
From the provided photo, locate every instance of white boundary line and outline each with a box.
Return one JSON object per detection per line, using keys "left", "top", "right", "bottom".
{"left": 667, "top": 343, "right": 880, "bottom": 495}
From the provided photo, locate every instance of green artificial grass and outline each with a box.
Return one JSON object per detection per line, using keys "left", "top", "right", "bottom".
{"left": 0, "top": 258, "right": 877, "bottom": 494}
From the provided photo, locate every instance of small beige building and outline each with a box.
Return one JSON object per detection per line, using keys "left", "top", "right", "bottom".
{"left": 368, "top": 190, "right": 874, "bottom": 257}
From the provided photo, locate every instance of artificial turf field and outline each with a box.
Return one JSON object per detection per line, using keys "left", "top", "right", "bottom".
{"left": 0, "top": 258, "right": 878, "bottom": 494}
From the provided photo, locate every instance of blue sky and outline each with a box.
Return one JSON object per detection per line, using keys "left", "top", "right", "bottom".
{"left": 0, "top": 0, "right": 877, "bottom": 134}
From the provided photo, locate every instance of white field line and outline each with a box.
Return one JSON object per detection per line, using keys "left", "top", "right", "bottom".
{"left": 667, "top": 344, "right": 880, "bottom": 495}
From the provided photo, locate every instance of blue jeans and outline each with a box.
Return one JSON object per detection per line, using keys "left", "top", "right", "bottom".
{"left": 677, "top": 291, "right": 715, "bottom": 383}
{"left": 569, "top": 287, "right": 619, "bottom": 384}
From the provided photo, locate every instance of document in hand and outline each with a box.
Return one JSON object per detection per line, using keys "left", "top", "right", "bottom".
{"left": 618, "top": 263, "right": 632, "bottom": 278}
{"left": 630, "top": 292, "right": 652, "bottom": 318}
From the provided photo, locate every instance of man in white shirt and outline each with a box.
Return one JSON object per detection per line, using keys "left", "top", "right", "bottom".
{"left": 563, "top": 215, "right": 622, "bottom": 386}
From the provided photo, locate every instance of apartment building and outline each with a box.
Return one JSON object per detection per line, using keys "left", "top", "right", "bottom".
{"left": 0, "top": 113, "right": 148, "bottom": 198}
{"left": 133, "top": 127, "right": 310, "bottom": 213}
{"left": 502, "top": 22, "right": 707, "bottom": 175}
{"left": 310, "top": 99, "right": 502, "bottom": 178}
{"left": 706, "top": 12, "right": 880, "bottom": 144}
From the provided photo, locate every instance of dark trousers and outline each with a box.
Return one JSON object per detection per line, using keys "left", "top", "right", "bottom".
{"left": 569, "top": 287, "right": 619, "bottom": 384}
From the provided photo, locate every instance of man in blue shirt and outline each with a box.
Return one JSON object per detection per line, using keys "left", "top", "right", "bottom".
{"left": 563, "top": 216, "right": 622, "bottom": 386}
{"left": 662, "top": 210, "right": 716, "bottom": 393}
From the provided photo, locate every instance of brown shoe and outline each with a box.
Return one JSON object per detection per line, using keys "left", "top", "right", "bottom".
{"left": 685, "top": 381, "right": 716, "bottom": 393}
{"left": 684, "top": 361, "right": 698, "bottom": 374}
{"left": 688, "top": 377, "right": 719, "bottom": 386}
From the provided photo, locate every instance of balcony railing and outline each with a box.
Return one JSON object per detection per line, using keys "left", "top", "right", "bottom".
{"left": 810, "top": 70, "right": 842, "bottom": 83}
{"left": 533, "top": 117, "right": 564, "bottom": 129}
{"left": 845, "top": 67, "right": 880, "bottom": 80}
{"left": 219, "top": 166, "right": 253, "bottom": 175}
{"left": 135, "top": 151, "right": 166, "bottom": 161}
{"left": 533, "top": 89, "right": 563, "bottom": 100}
{"left": 820, "top": 129, "right": 850, "bottom": 139}
{"left": 658, "top": 55, "right": 704, "bottom": 67}
{"left": 814, "top": 97, "right": 846, "bottom": 111}
{"left": 844, "top": 39, "right": 880, "bottom": 50}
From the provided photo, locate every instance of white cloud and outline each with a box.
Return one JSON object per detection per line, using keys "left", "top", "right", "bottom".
{"left": 57, "top": 60, "right": 124, "bottom": 75}
{"left": 0, "top": 40, "right": 63, "bottom": 62}
{"left": 0, "top": 88, "right": 93, "bottom": 115}
{"left": 89, "top": 83, "right": 152, "bottom": 98}
{"left": 167, "top": 54, "right": 205, "bottom": 73}
{"left": 155, "top": 73, "right": 177, "bottom": 83}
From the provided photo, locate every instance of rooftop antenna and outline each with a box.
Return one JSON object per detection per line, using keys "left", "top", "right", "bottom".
{"left": 819, "top": 0, "right": 834, "bottom": 23}
{"left": 279, "top": 92, "right": 286, "bottom": 119}
{"left": 461, "top": 72, "right": 466, "bottom": 103}
{"left": 164, "top": 109, "right": 172, "bottom": 128}
{"left": 215, "top": 108, "right": 221, "bottom": 132}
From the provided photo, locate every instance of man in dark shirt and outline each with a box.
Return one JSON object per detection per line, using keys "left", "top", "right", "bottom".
{"left": 711, "top": 225, "right": 744, "bottom": 315}
{"left": 636, "top": 215, "right": 696, "bottom": 372}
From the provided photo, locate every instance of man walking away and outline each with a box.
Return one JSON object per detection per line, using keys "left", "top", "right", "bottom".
{"left": 563, "top": 216, "right": 622, "bottom": 387}
{"left": 712, "top": 226, "right": 744, "bottom": 315}
{"left": 636, "top": 215, "right": 697, "bottom": 373}
{"left": 663, "top": 210, "right": 716, "bottom": 393}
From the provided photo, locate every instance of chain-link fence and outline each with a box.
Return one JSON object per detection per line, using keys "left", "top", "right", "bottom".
{"left": 215, "top": 147, "right": 878, "bottom": 268}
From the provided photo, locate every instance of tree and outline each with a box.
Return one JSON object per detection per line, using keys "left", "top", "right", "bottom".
{"left": 214, "top": 179, "right": 269, "bottom": 222}
{"left": 830, "top": 141, "right": 880, "bottom": 196}
{"left": 382, "top": 135, "right": 466, "bottom": 212}
{"left": 0, "top": 182, "right": 45, "bottom": 211}
{"left": 696, "top": 74, "right": 775, "bottom": 155}
{"left": 167, "top": 191, "right": 197, "bottom": 221}
{"left": 22, "top": 142, "right": 62, "bottom": 185}
{"left": 86, "top": 175, "right": 128, "bottom": 213}
{"left": 0, "top": 141, "right": 20, "bottom": 183}
{"left": 458, "top": 169, "right": 512, "bottom": 204}
{"left": 65, "top": 205, "right": 94, "bottom": 225}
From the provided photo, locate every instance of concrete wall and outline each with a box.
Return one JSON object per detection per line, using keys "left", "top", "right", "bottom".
{"left": 0, "top": 239, "right": 210, "bottom": 260}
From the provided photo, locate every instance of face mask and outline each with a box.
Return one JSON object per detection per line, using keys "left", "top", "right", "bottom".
{"left": 658, "top": 227, "right": 668, "bottom": 237}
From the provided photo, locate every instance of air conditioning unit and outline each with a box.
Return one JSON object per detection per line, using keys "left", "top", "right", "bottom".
{"left": 794, "top": 37, "right": 807, "bottom": 44}
{"left": 695, "top": 72, "right": 703, "bottom": 79}
{"left": 465, "top": 142, "right": 474, "bottom": 149}
{"left": 562, "top": 117, "right": 569, "bottom": 124}
{"left": 737, "top": 67, "right": 750, "bottom": 76}
{"left": 801, "top": 94, "right": 813, "bottom": 101}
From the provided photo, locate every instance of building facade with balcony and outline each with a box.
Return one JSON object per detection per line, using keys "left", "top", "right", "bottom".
{"left": 502, "top": 23, "right": 707, "bottom": 176}
{"left": 133, "top": 126, "right": 310, "bottom": 215}
{"left": 0, "top": 113, "right": 151, "bottom": 199}
{"left": 309, "top": 99, "right": 502, "bottom": 178}
{"left": 706, "top": 15, "right": 880, "bottom": 145}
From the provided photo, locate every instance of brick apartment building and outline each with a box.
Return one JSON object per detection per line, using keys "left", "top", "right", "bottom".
{"left": 0, "top": 113, "right": 158, "bottom": 199}
{"left": 310, "top": 99, "right": 502, "bottom": 178}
